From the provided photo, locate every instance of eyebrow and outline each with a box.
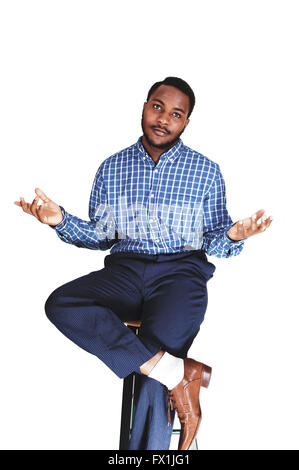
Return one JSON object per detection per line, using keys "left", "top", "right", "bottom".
{"left": 151, "top": 98, "right": 187, "bottom": 115}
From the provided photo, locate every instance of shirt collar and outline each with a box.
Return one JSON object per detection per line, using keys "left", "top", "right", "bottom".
{"left": 136, "top": 136, "right": 183, "bottom": 164}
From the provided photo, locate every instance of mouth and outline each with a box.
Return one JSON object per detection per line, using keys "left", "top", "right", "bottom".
{"left": 152, "top": 127, "right": 169, "bottom": 137}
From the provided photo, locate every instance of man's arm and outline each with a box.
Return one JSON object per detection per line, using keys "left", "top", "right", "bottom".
{"left": 201, "top": 163, "right": 245, "bottom": 258}
{"left": 14, "top": 164, "right": 118, "bottom": 251}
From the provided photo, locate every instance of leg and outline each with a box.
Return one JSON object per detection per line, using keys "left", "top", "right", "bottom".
{"left": 139, "top": 261, "right": 211, "bottom": 359}
{"left": 132, "top": 252, "right": 215, "bottom": 450}
{"left": 44, "top": 260, "right": 160, "bottom": 379}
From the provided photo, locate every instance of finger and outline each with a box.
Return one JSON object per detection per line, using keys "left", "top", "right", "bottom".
{"left": 14, "top": 201, "right": 22, "bottom": 206}
{"left": 242, "top": 216, "right": 254, "bottom": 233}
{"left": 264, "top": 215, "right": 273, "bottom": 229}
{"left": 251, "top": 209, "right": 266, "bottom": 227}
{"left": 257, "top": 214, "right": 268, "bottom": 232}
{"left": 238, "top": 217, "right": 258, "bottom": 239}
{"left": 251, "top": 213, "right": 258, "bottom": 232}
{"left": 30, "top": 196, "right": 40, "bottom": 218}
{"left": 35, "top": 188, "right": 50, "bottom": 203}
{"left": 255, "top": 209, "right": 266, "bottom": 219}
{"left": 20, "top": 197, "right": 33, "bottom": 215}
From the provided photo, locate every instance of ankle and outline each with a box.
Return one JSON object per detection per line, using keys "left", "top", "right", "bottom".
{"left": 140, "top": 350, "right": 165, "bottom": 376}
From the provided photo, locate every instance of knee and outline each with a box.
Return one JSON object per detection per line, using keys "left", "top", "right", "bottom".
{"left": 44, "top": 288, "right": 62, "bottom": 324}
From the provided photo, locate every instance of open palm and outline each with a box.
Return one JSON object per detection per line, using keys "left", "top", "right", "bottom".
{"left": 228, "top": 209, "right": 273, "bottom": 241}
{"left": 14, "top": 188, "right": 63, "bottom": 226}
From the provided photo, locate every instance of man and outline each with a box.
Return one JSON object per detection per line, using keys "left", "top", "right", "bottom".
{"left": 14, "top": 77, "right": 273, "bottom": 450}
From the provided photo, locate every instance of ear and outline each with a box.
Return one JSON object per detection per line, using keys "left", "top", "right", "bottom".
{"left": 143, "top": 101, "right": 147, "bottom": 111}
{"left": 184, "top": 118, "right": 190, "bottom": 129}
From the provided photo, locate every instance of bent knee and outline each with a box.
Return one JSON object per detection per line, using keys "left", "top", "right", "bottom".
{"left": 44, "top": 288, "right": 63, "bottom": 323}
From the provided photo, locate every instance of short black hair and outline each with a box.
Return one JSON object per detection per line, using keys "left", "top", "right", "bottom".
{"left": 146, "top": 76, "right": 195, "bottom": 118}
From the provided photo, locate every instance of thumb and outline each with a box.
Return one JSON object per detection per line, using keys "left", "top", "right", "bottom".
{"left": 35, "top": 188, "right": 50, "bottom": 203}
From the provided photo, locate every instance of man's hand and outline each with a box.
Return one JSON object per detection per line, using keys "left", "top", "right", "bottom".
{"left": 227, "top": 209, "right": 273, "bottom": 241}
{"left": 14, "top": 188, "right": 63, "bottom": 226}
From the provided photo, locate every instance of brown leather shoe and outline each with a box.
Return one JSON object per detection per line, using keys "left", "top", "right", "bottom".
{"left": 168, "top": 358, "right": 212, "bottom": 450}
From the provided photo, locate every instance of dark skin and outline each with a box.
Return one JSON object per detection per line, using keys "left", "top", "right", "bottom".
{"left": 141, "top": 84, "right": 190, "bottom": 164}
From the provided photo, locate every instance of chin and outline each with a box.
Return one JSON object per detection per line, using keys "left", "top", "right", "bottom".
{"left": 152, "top": 135, "right": 169, "bottom": 145}
{"left": 151, "top": 138, "right": 172, "bottom": 149}
{"left": 146, "top": 131, "right": 171, "bottom": 148}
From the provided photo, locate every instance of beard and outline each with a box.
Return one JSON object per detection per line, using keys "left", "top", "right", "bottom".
{"left": 141, "top": 115, "right": 186, "bottom": 150}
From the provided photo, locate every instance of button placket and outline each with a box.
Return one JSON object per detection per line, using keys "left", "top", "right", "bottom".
{"left": 148, "top": 165, "right": 160, "bottom": 242}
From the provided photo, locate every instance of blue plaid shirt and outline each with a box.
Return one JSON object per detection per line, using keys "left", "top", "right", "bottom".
{"left": 51, "top": 137, "right": 244, "bottom": 258}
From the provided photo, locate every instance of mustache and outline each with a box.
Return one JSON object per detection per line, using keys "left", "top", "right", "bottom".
{"left": 151, "top": 125, "right": 170, "bottom": 135}
{"left": 141, "top": 114, "right": 186, "bottom": 150}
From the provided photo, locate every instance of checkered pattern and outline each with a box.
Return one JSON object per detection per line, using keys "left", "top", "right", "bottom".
{"left": 51, "top": 137, "right": 244, "bottom": 258}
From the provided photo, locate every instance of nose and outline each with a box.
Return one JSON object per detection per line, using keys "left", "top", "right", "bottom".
{"left": 158, "top": 111, "right": 169, "bottom": 126}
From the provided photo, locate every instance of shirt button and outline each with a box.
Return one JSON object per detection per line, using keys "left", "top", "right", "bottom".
{"left": 149, "top": 218, "right": 153, "bottom": 223}
{"left": 150, "top": 193, "right": 155, "bottom": 198}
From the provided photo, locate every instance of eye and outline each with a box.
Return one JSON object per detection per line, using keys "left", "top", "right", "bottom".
{"left": 153, "top": 104, "right": 161, "bottom": 110}
{"left": 173, "top": 112, "right": 181, "bottom": 118}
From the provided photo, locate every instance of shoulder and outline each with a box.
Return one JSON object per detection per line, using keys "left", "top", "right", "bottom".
{"left": 92, "top": 142, "right": 138, "bottom": 179}
{"left": 181, "top": 142, "right": 219, "bottom": 174}
{"left": 101, "top": 142, "right": 138, "bottom": 169}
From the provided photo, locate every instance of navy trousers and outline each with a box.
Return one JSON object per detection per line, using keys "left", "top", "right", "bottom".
{"left": 128, "top": 375, "right": 176, "bottom": 450}
{"left": 44, "top": 249, "right": 216, "bottom": 447}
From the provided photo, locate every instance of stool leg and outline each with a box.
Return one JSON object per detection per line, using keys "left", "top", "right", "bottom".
{"left": 119, "top": 372, "right": 135, "bottom": 450}
{"left": 119, "top": 325, "right": 140, "bottom": 450}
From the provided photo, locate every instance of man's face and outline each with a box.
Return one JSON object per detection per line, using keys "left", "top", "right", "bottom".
{"left": 141, "top": 85, "right": 190, "bottom": 150}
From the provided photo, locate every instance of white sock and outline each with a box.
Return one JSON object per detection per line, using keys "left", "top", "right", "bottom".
{"left": 148, "top": 352, "right": 184, "bottom": 390}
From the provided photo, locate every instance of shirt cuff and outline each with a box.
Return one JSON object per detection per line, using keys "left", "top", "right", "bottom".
{"left": 49, "top": 206, "right": 68, "bottom": 232}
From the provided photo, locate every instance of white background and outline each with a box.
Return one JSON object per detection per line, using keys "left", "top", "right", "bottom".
{"left": 1, "top": 0, "right": 298, "bottom": 450}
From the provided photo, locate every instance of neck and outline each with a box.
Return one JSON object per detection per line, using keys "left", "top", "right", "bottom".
{"left": 141, "top": 135, "right": 178, "bottom": 164}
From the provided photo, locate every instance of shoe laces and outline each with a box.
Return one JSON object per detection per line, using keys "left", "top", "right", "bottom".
{"left": 166, "top": 391, "right": 189, "bottom": 426}
{"left": 163, "top": 389, "right": 177, "bottom": 426}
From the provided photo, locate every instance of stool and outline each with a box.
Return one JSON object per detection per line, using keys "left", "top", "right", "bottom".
{"left": 118, "top": 321, "right": 198, "bottom": 450}
{"left": 119, "top": 321, "right": 142, "bottom": 450}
